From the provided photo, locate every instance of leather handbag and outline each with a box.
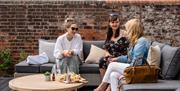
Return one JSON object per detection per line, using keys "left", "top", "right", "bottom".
{"left": 123, "top": 58, "right": 160, "bottom": 84}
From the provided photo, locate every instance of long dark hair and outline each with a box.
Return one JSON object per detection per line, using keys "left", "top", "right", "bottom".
{"left": 106, "top": 14, "right": 120, "bottom": 41}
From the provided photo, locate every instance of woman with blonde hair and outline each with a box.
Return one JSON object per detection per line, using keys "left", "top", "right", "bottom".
{"left": 54, "top": 17, "right": 83, "bottom": 74}
{"left": 94, "top": 19, "right": 150, "bottom": 91}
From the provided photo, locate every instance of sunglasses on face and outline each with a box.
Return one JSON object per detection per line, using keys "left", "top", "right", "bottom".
{"left": 71, "top": 27, "right": 78, "bottom": 31}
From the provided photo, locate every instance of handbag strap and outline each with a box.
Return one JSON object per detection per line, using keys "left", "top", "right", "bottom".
{"left": 132, "top": 57, "right": 152, "bottom": 71}
{"left": 132, "top": 57, "right": 150, "bottom": 66}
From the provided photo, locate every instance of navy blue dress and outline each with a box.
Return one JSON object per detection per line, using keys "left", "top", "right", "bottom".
{"left": 99, "top": 37, "right": 129, "bottom": 69}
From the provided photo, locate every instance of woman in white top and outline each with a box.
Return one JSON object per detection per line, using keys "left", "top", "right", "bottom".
{"left": 54, "top": 18, "right": 83, "bottom": 74}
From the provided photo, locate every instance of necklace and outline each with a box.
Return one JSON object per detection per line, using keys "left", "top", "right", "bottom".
{"left": 66, "top": 35, "right": 73, "bottom": 41}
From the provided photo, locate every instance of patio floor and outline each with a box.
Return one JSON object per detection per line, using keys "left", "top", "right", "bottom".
{"left": 0, "top": 77, "right": 13, "bottom": 91}
{"left": 0, "top": 77, "right": 95, "bottom": 91}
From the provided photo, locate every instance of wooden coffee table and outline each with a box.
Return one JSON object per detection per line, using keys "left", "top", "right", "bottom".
{"left": 9, "top": 74, "right": 87, "bottom": 91}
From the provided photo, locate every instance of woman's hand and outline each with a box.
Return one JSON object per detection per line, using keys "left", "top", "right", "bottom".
{"left": 109, "top": 57, "right": 118, "bottom": 62}
{"left": 63, "top": 50, "right": 73, "bottom": 57}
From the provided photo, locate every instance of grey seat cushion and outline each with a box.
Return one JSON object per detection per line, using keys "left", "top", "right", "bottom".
{"left": 161, "top": 45, "right": 180, "bottom": 80}
{"left": 15, "top": 61, "right": 40, "bottom": 73}
{"left": 79, "top": 63, "right": 99, "bottom": 74}
{"left": 39, "top": 39, "right": 56, "bottom": 63}
{"left": 38, "top": 63, "right": 99, "bottom": 74}
{"left": 38, "top": 63, "right": 100, "bottom": 74}
{"left": 83, "top": 41, "right": 104, "bottom": 60}
{"left": 176, "top": 88, "right": 180, "bottom": 91}
{"left": 123, "top": 80, "right": 180, "bottom": 91}
{"left": 39, "top": 63, "right": 54, "bottom": 73}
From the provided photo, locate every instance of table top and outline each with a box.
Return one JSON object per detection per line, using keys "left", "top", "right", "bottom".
{"left": 9, "top": 74, "right": 87, "bottom": 91}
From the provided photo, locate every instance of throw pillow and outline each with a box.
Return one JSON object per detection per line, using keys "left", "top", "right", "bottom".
{"left": 85, "top": 45, "right": 105, "bottom": 64}
{"left": 39, "top": 39, "right": 56, "bottom": 63}
{"left": 161, "top": 45, "right": 180, "bottom": 80}
{"left": 147, "top": 45, "right": 161, "bottom": 67}
{"left": 26, "top": 52, "right": 49, "bottom": 64}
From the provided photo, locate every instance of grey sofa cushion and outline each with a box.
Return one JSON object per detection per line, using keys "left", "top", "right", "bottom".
{"left": 39, "top": 63, "right": 54, "bottom": 73}
{"left": 15, "top": 61, "right": 40, "bottom": 73}
{"left": 39, "top": 39, "right": 56, "bottom": 63}
{"left": 176, "top": 88, "right": 180, "bottom": 91}
{"left": 161, "top": 45, "right": 180, "bottom": 80}
{"left": 83, "top": 41, "right": 104, "bottom": 60}
{"left": 38, "top": 63, "right": 100, "bottom": 74}
{"left": 122, "top": 80, "right": 180, "bottom": 91}
{"left": 79, "top": 63, "right": 99, "bottom": 74}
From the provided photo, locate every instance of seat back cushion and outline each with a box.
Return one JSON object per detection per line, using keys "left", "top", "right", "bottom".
{"left": 161, "top": 45, "right": 180, "bottom": 80}
{"left": 83, "top": 41, "right": 104, "bottom": 60}
{"left": 147, "top": 45, "right": 161, "bottom": 67}
{"left": 85, "top": 45, "right": 105, "bottom": 64}
{"left": 151, "top": 41, "right": 165, "bottom": 50}
{"left": 39, "top": 39, "right": 56, "bottom": 63}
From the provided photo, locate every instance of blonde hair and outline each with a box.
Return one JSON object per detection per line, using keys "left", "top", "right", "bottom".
{"left": 63, "top": 18, "right": 77, "bottom": 29}
{"left": 125, "top": 19, "right": 144, "bottom": 45}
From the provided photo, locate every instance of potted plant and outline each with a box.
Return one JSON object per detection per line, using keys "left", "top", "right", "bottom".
{"left": 0, "top": 49, "right": 13, "bottom": 77}
{"left": 44, "top": 71, "right": 51, "bottom": 81}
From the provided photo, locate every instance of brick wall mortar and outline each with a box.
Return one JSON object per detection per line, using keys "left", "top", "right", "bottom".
{"left": 0, "top": 1, "right": 179, "bottom": 62}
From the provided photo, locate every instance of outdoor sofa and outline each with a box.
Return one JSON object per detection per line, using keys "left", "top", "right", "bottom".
{"left": 14, "top": 39, "right": 180, "bottom": 91}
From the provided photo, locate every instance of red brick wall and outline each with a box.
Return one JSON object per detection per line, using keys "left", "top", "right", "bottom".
{"left": 0, "top": 1, "right": 179, "bottom": 62}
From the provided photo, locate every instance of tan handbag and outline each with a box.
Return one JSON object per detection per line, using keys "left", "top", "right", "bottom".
{"left": 123, "top": 58, "right": 160, "bottom": 84}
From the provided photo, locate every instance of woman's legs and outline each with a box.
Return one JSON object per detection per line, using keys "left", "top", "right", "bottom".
{"left": 94, "top": 82, "right": 109, "bottom": 91}
{"left": 59, "top": 58, "right": 68, "bottom": 74}
{"left": 99, "top": 68, "right": 106, "bottom": 80}
{"left": 102, "top": 62, "right": 130, "bottom": 91}
{"left": 99, "top": 57, "right": 108, "bottom": 79}
{"left": 106, "top": 85, "right": 111, "bottom": 91}
{"left": 59, "top": 56, "right": 80, "bottom": 74}
{"left": 110, "top": 72, "right": 121, "bottom": 91}
{"left": 68, "top": 56, "right": 80, "bottom": 74}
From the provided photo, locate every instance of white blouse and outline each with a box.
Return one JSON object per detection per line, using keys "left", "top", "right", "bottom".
{"left": 54, "top": 33, "right": 83, "bottom": 59}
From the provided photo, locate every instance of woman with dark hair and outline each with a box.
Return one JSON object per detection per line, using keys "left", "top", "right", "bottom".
{"left": 95, "top": 19, "right": 150, "bottom": 91}
{"left": 99, "top": 13, "right": 129, "bottom": 80}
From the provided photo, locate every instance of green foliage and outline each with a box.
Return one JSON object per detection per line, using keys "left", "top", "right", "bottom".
{"left": 0, "top": 49, "right": 13, "bottom": 70}
{"left": 19, "top": 49, "right": 28, "bottom": 62}
{"left": 44, "top": 71, "right": 50, "bottom": 76}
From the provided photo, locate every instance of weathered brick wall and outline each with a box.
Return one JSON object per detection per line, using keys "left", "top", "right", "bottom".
{"left": 0, "top": 0, "right": 179, "bottom": 62}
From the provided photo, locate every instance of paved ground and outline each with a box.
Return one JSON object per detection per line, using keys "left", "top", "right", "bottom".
{"left": 0, "top": 77, "right": 95, "bottom": 91}
{"left": 0, "top": 77, "right": 13, "bottom": 91}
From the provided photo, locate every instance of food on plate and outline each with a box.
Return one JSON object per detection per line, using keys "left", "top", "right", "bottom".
{"left": 56, "top": 73, "right": 86, "bottom": 83}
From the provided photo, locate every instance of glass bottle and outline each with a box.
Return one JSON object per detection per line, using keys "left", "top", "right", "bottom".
{"left": 56, "top": 59, "right": 61, "bottom": 74}
{"left": 51, "top": 65, "right": 56, "bottom": 81}
{"left": 65, "top": 66, "right": 71, "bottom": 84}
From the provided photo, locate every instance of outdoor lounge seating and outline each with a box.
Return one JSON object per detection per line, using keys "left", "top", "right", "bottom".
{"left": 14, "top": 39, "right": 180, "bottom": 91}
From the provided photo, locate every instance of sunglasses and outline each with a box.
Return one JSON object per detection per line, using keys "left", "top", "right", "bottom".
{"left": 71, "top": 27, "right": 78, "bottom": 31}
